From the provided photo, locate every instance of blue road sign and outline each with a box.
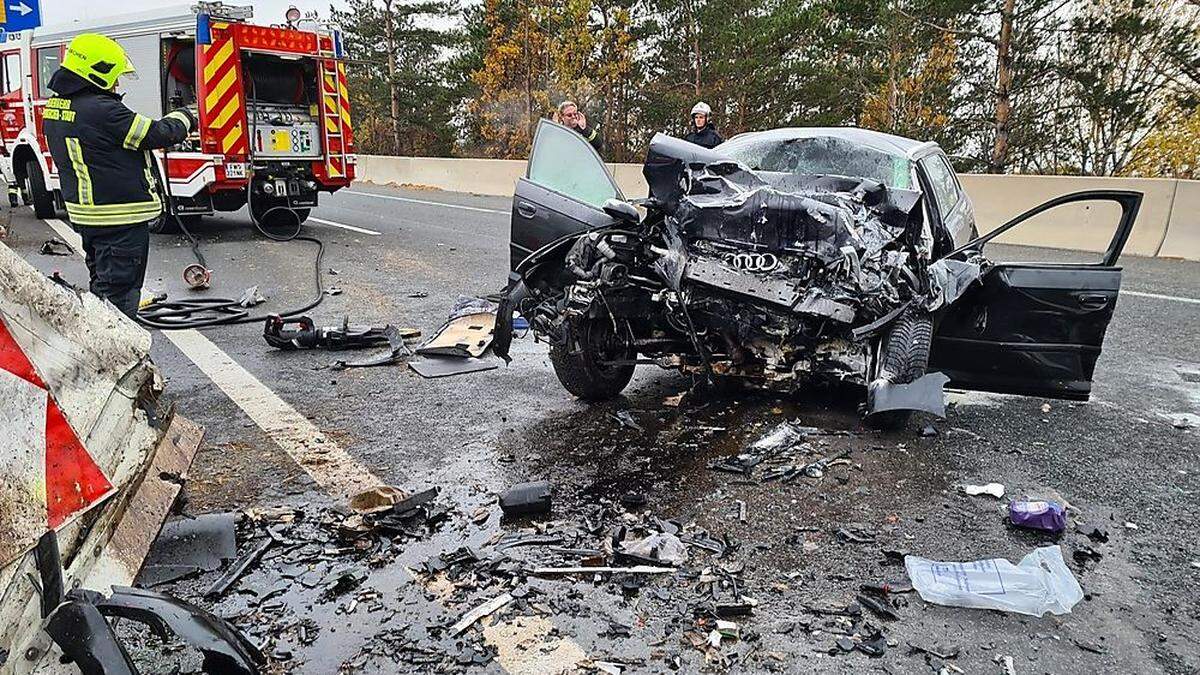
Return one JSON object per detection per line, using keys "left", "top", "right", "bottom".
{"left": 0, "top": 0, "right": 41, "bottom": 32}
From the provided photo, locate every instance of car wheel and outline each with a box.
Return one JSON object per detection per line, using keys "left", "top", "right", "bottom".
{"left": 549, "top": 315, "right": 635, "bottom": 401}
{"left": 868, "top": 312, "right": 933, "bottom": 431}
{"left": 25, "top": 159, "right": 55, "bottom": 219}
{"left": 148, "top": 214, "right": 185, "bottom": 234}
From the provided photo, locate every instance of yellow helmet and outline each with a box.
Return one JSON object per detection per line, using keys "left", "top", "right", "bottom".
{"left": 62, "top": 34, "right": 136, "bottom": 90}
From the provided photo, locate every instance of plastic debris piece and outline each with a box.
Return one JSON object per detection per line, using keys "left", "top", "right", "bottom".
{"left": 499, "top": 481, "right": 552, "bottom": 516}
{"left": 905, "top": 545, "right": 1083, "bottom": 616}
{"left": 959, "top": 482, "right": 1006, "bottom": 499}
{"left": 619, "top": 531, "right": 687, "bottom": 566}
{"left": 1008, "top": 499, "right": 1067, "bottom": 532}
{"left": 868, "top": 371, "right": 951, "bottom": 418}
{"left": 449, "top": 592, "right": 513, "bottom": 636}
{"left": 1076, "top": 522, "right": 1110, "bottom": 543}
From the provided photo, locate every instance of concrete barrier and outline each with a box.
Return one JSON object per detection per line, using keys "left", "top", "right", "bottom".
{"left": 356, "top": 154, "right": 1200, "bottom": 261}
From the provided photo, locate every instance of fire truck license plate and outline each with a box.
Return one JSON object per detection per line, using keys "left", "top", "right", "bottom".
{"left": 225, "top": 162, "right": 246, "bottom": 179}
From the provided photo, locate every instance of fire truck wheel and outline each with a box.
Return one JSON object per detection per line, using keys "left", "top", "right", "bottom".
{"left": 24, "top": 159, "right": 55, "bottom": 219}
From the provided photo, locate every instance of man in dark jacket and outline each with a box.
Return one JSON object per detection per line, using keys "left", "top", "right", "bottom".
{"left": 42, "top": 33, "right": 195, "bottom": 319}
{"left": 684, "top": 102, "right": 724, "bottom": 149}
{"left": 555, "top": 101, "right": 603, "bottom": 154}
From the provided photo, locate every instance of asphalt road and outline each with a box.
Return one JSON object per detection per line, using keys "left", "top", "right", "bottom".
{"left": 4, "top": 183, "right": 1198, "bottom": 674}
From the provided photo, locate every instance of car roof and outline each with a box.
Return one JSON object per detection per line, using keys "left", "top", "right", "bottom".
{"left": 722, "top": 127, "right": 938, "bottom": 158}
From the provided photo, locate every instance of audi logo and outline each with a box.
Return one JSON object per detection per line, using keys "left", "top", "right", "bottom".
{"left": 729, "top": 252, "right": 779, "bottom": 272}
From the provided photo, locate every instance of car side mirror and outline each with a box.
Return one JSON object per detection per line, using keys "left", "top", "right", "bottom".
{"left": 603, "top": 198, "right": 639, "bottom": 224}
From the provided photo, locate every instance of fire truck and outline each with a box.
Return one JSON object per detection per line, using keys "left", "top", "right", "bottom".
{"left": 0, "top": 2, "right": 355, "bottom": 231}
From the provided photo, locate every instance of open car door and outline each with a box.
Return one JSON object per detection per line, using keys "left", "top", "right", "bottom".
{"left": 509, "top": 119, "right": 624, "bottom": 269}
{"left": 929, "top": 190, "right": 1142, "bottom": 400}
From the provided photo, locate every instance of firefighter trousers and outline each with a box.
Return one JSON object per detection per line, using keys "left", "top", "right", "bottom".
{"left": 77, "top": 222, "right": 149, "bottom": 320}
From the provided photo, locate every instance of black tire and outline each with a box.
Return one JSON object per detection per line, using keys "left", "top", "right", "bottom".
{"left": 549, "top": 316, "right": 635, "bottom": 401}
{"left": 25, "top": 159, "right": 55, "bottom": 219}
{"left": 868, "top": 312, "right": 934, "bottom": 431}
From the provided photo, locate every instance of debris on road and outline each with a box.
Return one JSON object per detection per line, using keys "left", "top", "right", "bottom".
{"left": 409, "top": 354, "right": 500, "bottom": 378}
{"left": 959, "top": 482, "right": 1006, "bottom": 499}
{"left": 1008, "top": 499, "right": 1067, "bottom": 532}
{"left": 39, "top": 237, "right": 74, "bottom": 256}
{"left": 449, "top": 592, "right": 514, "bottom": 636}
{"left": 499, "top": 481, "right": 552, "bottom": 516}
{"left": 417, "top": 296, "right": 498, "bottom": 359}
{"left": 349, "top": 485, "right": 409, "bottom": 514}
{"left": 867, "top": 371, "right": 951, "bottom": 419}
{"left": 1076, "top": 522, "right": 1110, "bottom": 543}
{"left": 610, "top": 409, "right": 644, "bottom": 431}
{"left": 531, "top": 565, "right": 676, "bottom": 575}
{"left": 905, "top": 545, "right": 1083, "bottom": 616}
{"left": 140, "top": 513, "right": 238, "bottom": 586}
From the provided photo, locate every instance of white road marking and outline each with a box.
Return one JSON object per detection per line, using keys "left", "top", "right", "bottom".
{"left": 38, "top": 215, "right": 582, "bottom": 670}
{"left": 308, "top": 216, "right": 381, "bottom": 236}
{"left": 42, "top": 217, "right": 383, "bottom": 504}
{"left": 1124, "top": 290, "right": 1200, "bottom": 305}
{"left": 344, "top": 189, "right": 508, "bottom": 215}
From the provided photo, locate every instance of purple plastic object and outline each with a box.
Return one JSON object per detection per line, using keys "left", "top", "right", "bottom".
{"left": 1008, "top": 500, "right": 1067, "bottom": 532}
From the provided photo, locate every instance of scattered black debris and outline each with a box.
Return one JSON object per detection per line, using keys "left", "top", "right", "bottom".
{"left": 856, "top": 593, "right": 900, "bottom": 621}
{"left": 1076, "top": 522, "right": 1110, "bottom": 543}
{"left": 140, "top": 513, "right": 238, "bottom": 587}
{"left": 610, "top": 410, "right": 644, "bottom": 431}
{"left": 499, "top": 481, "right": 552, "bottom": 516}
{"left": 408, "top": 291, "right": 429, "bottom": 298}
{"left": 40, "top": 238, "right": 74, "bottom": 256}
{"left": 1073, "top": 546, "right": 1104, "bottom": 567}
{"left": 205, "top": 534, "right": 274, "bottom": 598}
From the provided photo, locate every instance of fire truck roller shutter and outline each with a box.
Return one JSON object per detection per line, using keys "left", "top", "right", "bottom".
{"left": 115, "top": 35, "right": 163, "bottom": 119}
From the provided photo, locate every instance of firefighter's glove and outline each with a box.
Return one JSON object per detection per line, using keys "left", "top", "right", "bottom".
{"left": 168, "top": 107, "right": 198, "bottom": 132}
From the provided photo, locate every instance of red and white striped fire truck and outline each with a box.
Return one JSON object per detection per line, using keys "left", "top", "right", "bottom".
{"left": 0, "top": 2, "right": 355, "bottom": 231}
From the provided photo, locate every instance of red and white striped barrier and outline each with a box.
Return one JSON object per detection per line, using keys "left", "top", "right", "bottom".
{"left": 0, "top": 241, "right": 202, "bottom": 672}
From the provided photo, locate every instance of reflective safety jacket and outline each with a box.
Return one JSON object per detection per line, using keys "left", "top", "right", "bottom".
{"left": 42, "top": 69, "right": 194, "bottom": 227}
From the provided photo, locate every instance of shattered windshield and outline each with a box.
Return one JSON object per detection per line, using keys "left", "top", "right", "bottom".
{"left": 719, "top": 135, "right": 913, "bottom": 189}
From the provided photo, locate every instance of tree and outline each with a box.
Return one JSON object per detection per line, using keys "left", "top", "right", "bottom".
{"left": 331, "top": 0, "right": 464, "bottom": 156}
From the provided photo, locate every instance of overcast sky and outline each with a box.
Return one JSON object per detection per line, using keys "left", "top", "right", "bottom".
{"left": 43, "top": 1, "right": 347, "bottom": 26}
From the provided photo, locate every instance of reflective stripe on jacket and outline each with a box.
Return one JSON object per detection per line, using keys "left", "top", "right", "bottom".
{"left": 43, "top": 68, "right": 193, "bottom": 227}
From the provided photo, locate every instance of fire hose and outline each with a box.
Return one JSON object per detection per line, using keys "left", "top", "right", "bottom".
{"left": 136, "top": 74, "right": 328, "bottom": 330}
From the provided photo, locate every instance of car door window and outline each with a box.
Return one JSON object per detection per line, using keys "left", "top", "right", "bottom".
{"left": 36, "top": 47, "right": 61, "bottom": 100}
{"left": 921, "top": 155, "right": 960, "bottom": 221}
{"left": 528, "top": 120, "right": 621, "bottom": 209}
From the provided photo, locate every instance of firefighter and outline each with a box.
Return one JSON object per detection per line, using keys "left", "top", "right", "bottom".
{"left": 684, "top": 102, "right": 724, "bottom": 149}
{"left": 42, "top": 33, "right": 195, "bottom": 319}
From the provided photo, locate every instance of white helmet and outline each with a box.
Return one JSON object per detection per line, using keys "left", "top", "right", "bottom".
{"left": 691, "top": 102, "right": 712, "bottom": 117}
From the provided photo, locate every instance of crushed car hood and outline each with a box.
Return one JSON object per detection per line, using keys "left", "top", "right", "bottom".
{"left": 642, "top": 132, "right": 981, "bottom": 326}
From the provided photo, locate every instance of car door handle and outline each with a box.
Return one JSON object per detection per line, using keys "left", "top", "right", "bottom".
{"left": 516, "top": 201, "right": 537, "bottom": 218}
{"left": 1077, "top": 293, "right": 1109, "bottom": 310}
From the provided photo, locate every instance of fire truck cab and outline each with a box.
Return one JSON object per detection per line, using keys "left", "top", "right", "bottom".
{"left": 0, "top": 2, "right": 355, "bottom": 231}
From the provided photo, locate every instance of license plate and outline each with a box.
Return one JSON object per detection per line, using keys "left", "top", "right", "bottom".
{"left": 224, "top": 162, "right": 246, "bottom": 179}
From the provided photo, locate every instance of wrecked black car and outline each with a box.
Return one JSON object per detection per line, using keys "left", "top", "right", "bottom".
{"left": 494, "top": 120, "right": 1142, "bottom": 428}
